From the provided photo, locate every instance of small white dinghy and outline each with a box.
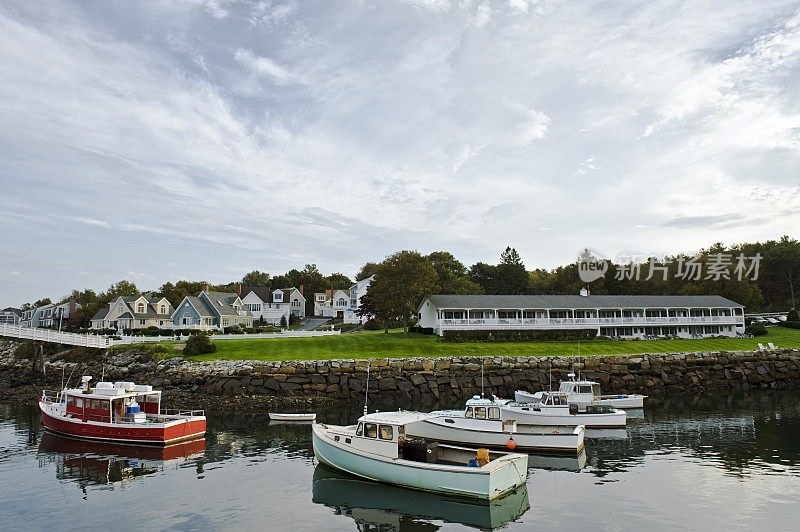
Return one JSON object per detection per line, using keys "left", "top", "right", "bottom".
{"left": 269, "top": 413, "right": 317, "bottom": 422}
{"left": 312, "top": 411, "right": 528, "bottom": 501}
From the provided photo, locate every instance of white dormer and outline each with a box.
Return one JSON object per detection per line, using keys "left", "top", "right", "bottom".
{"left": 273, "top": 290, "right": 283, "bottom": 302}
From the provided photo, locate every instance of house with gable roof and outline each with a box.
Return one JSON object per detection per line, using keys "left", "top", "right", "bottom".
{"left": 240, "top": 285, "right": 305, "bottom": 325}
{"left": 170, "top": 288, "right": 253, "bottom": 330}
{"left": 314, "top": 289, "right": 351, "bottom": 318}
{"left": 90, "top": 295, "right": 173, "bottom": 330}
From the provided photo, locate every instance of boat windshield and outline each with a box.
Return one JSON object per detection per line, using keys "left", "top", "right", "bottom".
{"left": 464, "top": 407, "right": 473, "bottom": 418}
{"left": 592, "top": 384, "right": 601, "bottom": 396}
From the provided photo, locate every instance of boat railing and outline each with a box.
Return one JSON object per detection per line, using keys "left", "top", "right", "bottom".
{"left": 40, "top": 390, "right": 63, "bottom": 403}
{"left": 160, "top": 408, "right": 205, "bottom": 418}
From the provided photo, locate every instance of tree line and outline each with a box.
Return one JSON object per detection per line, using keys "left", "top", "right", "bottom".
{"left": 19, "top": 235, "right": 800, "bottom": 331}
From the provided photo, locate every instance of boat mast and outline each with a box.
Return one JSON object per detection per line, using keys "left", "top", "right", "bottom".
{"left": 363, "top": 359, "right": 371, "bottom": 417}
{"left": 481, "top": 358, "right": 485, "bottom": 398}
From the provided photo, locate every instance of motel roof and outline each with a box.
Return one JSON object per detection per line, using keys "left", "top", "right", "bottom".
{"left": 421, "top": 294, "right": 743, "bottom": 310}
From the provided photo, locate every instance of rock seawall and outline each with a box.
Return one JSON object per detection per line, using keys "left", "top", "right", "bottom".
{"left": 2, "top": 340, "right": 798, "bottom": 407}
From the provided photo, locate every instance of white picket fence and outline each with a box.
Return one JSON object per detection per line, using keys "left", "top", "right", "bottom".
{"left": 1, "top": 323, "right": 342, "bottom": 348}
{"left": 0, "top": 323, "right": 114, "bottom": 348}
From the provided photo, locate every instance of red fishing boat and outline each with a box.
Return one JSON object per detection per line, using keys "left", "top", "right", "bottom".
{"left": 39, "top": 376, "right": 206, "bottom": 445}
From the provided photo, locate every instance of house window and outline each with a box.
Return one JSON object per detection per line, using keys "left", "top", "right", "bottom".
{"left": 292, "top": 301, "right": 300, "bottom": 307}
{"left": 160, "top": 305, "right": 166, "bottom": 314}
{"left": 316, "top": 295, "right": 325, "bottom": 301}
{"left": 222, "top": 318, "right": 229, "bottom": 327}
{"left": 337, "top": 298, "right": 346, "bottom": 306}
{"left": 274, "top": 293, "right": 282, "bottom": 301}
{"left": 137, "top": 303, "right": 145, "bottom": 313}
{"left": 118, "top": 304, "right": 123, "bottom": 312}
{"left": 139, "top": 320, "right": 145, "bottom": 325}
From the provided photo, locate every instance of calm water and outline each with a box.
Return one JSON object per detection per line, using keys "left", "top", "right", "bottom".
{"left": 1, "top": 390, "right": 799, "bottom": 531}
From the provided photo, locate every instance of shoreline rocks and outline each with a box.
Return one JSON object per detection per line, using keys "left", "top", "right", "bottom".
{"left": 1, "top": 339, "right": 798, "bottom": 412}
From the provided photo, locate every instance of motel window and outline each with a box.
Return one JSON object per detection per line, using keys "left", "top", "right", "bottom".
{"left": 475, "top": 407, "right": 487, "bottom": 419}
{"left": 465, "top": 407, "right": 473, "bottom": 418}
{"left": 488, "top": 407, "right": 500, "bottom": 420}
{"left": 379, "top": 425, "right": 394, "bottom": 440}
{"left": 356, "top": 423, "right": 363, "bottom": 436}
{"left": 364, "top": 423, "right": 378, "bottom": 438}
{"left": 67, "top": 396, "right": 74, "bottom": 406}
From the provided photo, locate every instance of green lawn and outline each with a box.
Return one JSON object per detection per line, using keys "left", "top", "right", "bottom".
{"left": 187, "top": 326, "right": 800, "bottom": 362}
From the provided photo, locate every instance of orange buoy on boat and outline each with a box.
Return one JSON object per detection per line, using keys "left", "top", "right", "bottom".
{"left": 506, "top": 436, "right": 517, "bottom": 450}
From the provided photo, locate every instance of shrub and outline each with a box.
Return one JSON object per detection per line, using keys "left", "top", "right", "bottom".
{"left": 363, "top": 318, "right": 384, "bottom": 330}
{"left": 289, "top": 314, "right": 300, "bottom": 325}
{"left": 779, "top": 321, "right": 800, "bottom": 330}
{"left": 225, "top": 324, "right": 242, "bottom": 334}
{"left": 183, "top": 333, "right": 216, "bottom": 356}
{"left": 744, "top": 322, "right": 767, "bottom": 336}
{"left": 280, "top": 315, "right": 287, "bottom": 327}
{"left": 788, "top": 309, "right": 799, "bottom": 321}
{"left": 440, "top": 329, "right": 597, "bottom": 343}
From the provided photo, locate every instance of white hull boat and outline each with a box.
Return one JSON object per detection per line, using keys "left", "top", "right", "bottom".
{"left": 269, "top": 412, "right": 317, "bottom": 422}
{"left": 312, "top": 465, "right": 530, "bottom": 530}
{"left": 502, "top": 391, "right": 627, "bottom": 429}
{"left": 406, "top": 414, "right": 584, "bottom": 454}
{"left": 312, "top": 411, "right": 528, "bottom": 501}
{"left": 514, "top": 377, "right": 646, "bottom": 410}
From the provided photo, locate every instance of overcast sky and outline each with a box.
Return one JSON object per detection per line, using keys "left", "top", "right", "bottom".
{"left": 1, "top": 0, "right": 799, "bottom": 306}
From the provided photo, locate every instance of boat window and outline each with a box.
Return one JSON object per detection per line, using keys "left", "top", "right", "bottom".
{"left": 578, "top": 385, "right": 592, "bottom": 394}
{"left": 146, "top": 394, "right": 159, "bottom": 403}
{"left": 356, "top": 423, "right": 364, "bottom": 436}
{"left": 553, "top": 396, "right": 567, "bottom": 405}
{"left": 465, "top": 407, "right": 473, "bottom": 418}
{"left": 379, "top": 425, "right": 393, "bottom": 440}
{"left": 91, "top": 400, "right": 101, "bottom": 409}
{"left": 100, "top": 400, "right": 109, "bottom": 409}
{"left": 67, "top": 396, "right": 74, "bottom": 406}
{"left": 592, "top": 384, "right": 601, "bottom": 396}
{"left": 488, "top": 407, "right": 500, "bottom": 420}
{"left": 75, "top": 398, "right": 84, "bottom": 408}
{"left": 365, "top": 423, "right": 378, "bottom": 438}
{"left": 475, "top": 407, "right": 487, "bottom": 419}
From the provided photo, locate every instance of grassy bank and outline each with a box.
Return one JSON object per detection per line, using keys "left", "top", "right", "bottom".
{"left": 187, "top": 326, "right": 800, "bottom": 362}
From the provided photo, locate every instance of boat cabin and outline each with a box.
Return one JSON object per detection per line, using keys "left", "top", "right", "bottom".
{"left": 64, "top": 381, "right": 162, "bottom": 423}
{"left": 463, "top": 397, "right": 505, "bottom": 420}
{"left": 559, "top": 380, "right": 601, "bottom": 397}
{"left": 538, "top": 392, "right": 570, "bottom": 406}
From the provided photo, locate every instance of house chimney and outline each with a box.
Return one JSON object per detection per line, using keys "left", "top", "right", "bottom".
{"left": 299, "top": 284, "right": 304, "bottom": 295}
{"left": 69, "top": 296, "right": 76, "bottom": 316}
{"left": 203, "top": 283, "right": 209, "bottom": 293}
{"left": 237, "top": 283, "right": 242, "bottom": 296}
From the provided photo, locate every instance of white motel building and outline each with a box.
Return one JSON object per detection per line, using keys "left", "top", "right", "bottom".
{"left": 416, "top": 293, "right": 745, "bottom": 338}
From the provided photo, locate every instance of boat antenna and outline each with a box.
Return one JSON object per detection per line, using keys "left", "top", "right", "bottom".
{"left": 481, "top": 358, "right": 485, "bottom": 398}
{"left": 363, "top": 359, "right": 371, "bottom": 417}
{"left": 577, "top": 340, "right": 581, "bottom": 380}
{"left": 548, "top": 361, "right": 552, "bottom": 391}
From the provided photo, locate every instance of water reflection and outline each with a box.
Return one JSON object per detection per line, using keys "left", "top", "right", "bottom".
{"left": 312, "top": 465, "right": 531, "bottom": 530}
{"left": 37, "top": 431, "right": 205, "bottom": 487}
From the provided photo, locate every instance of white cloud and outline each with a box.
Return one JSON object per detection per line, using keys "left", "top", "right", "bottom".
{"left": 0, "top": 0, "right": 798, "bottom": 305}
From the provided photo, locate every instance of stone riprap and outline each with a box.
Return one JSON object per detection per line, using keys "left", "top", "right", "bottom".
{"left": 1, "top": 340, "right": 798, "bottom": 404}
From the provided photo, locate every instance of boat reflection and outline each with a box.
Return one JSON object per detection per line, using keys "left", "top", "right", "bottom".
{"left": 528, "top": 450, "right": 587, "bottom": 471}
{"left": 312, "top": 465, "right": 530, "bottom": 530}
{"left": 37, "top": 431, "right": 205, "bottom": 486}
